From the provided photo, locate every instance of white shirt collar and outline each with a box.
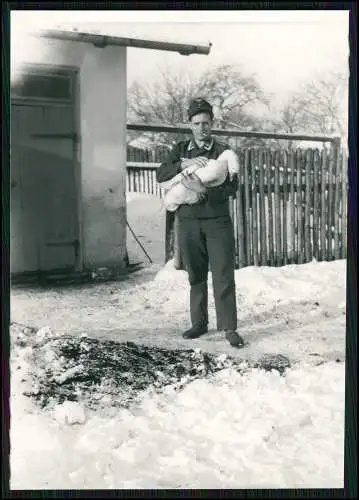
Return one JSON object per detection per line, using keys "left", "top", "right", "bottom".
{"left": 187, "top": 138, "right": 214, "bottom": 152}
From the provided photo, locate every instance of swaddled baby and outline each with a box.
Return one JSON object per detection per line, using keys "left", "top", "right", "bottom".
{"left": 160, "top": 149, "right": 240, "bottom": 212}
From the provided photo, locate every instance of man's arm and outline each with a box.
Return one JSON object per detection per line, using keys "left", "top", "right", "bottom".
{"left": 156, "top": 144, "right": 183, "bottom": 183}
{"left": 207, "top": 145, "right": 239, "bottom": 203}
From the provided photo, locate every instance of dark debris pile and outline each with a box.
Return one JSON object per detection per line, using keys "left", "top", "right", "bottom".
{"left": 16, "top": 332, "right": 290, "bottom": 411}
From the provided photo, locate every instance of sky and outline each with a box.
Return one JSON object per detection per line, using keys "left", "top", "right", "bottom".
{"left": 11, "top": 10, "right": 350, "bottom": 106}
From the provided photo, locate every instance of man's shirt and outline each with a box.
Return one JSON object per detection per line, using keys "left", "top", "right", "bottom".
{"left": 157, "top": 138, "right": 238, "bottom": 219}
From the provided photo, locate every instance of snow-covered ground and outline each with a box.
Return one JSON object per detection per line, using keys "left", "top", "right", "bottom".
{"left": 126, "top": 192, "right": 166, "bottom": 265}
{"left": 11, "top": 353, "right": 344, "bottom": 489}
{"left": 10, "top": 193, "right": 347, "bottom": 489}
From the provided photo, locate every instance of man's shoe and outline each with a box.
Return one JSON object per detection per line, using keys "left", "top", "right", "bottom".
{"left": 182, "top": 324, "right": 208, "bottom": 339}
{"left": 225, "top": 330, "right": 244, "bottom": 347}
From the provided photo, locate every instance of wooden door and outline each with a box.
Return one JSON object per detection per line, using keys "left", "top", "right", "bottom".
{"left": 11, "top": 68, "right": 79, "bottom": 274}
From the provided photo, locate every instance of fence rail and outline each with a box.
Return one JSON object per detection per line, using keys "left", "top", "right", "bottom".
{"left": 126, "top": 145, "right": 348, "bottom": 268}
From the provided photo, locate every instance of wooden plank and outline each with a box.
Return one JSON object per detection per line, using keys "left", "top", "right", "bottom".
{"left": 320, "top": 147, "right": 327, "bottom": 261}
{"left": 304, "top": 149, "right": 312, "bottom": 263}
{"left": 251, "top": 149, "right": 259, "bottom": 267}
{"left": 296, "top": 149, "right": 304, "bottom": 264}
{"left": 327, "top": 146, "right": 335, "bottom": 261}
{"left": 127, "top": 148, "right": 133, "bottom": 192}
{"left": 258, "top": 149, "right": 267, "bottom": 266}
{"left": 236, "top": 151, "right": 246, "bottom": 269}
{"left": 274, "top": 150, "right": 281, "bottom": 266}
{"left": 146, "top": 168, "right": 150, "bottom": 194}
{"left": 333, "top": 149, "right": 341, "bottom": 260}
{"left": 320, "top": 148, "right": 328, "bottom": 260}
{"left": 312, "top": 149, "right": 321, "bottom": 260}
{"left": 338, "top": 153, "right": 343, "bottom": 258}
{"left": 341, "top": 152, "right": 348, "bottom": 258}
{"left": 266, "top": 150, "right": 275, "bottom": 266}
{"left": 153, "top": 170, "right": 157, "bottom": 196}
{"left": 135, "top": 168, "right": 139, "bottom": 192}
{"left": 138, "top": 169, "right": 142, "bottom": 193}
{"left": 141, "top": 168, "right": 145, "bottom": 194}
{"left": 288, "top": 150, "right": 296, "bottom": 263}
{"left": 151, "top": 169, "right": 155, "bottom": 195}
{"left": 282, "top": 150, "right": 288, "bottom": 266}
{"left": 243, "top": 149, "right": 252, "bottom": 266}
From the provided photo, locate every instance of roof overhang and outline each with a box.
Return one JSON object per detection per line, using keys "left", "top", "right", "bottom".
{"left": 38, "top": 29, "right": 212, "bottom": 56}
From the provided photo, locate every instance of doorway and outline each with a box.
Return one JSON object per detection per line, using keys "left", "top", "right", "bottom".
{"left": 10, "top": 65, "right": 80, "bottom": 274}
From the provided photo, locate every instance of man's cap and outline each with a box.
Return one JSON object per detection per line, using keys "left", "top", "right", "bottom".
{"left": 188, "top": 98, "right": 214, "bottom": 120}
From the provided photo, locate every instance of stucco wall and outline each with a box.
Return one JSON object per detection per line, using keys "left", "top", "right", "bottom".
{"left": 14, "top": 37, "right": 128, "bottom": 270}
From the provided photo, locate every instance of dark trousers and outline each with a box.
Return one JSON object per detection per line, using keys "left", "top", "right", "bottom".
{"left": 178, "top": 215, "right": 237, "bottom": 331}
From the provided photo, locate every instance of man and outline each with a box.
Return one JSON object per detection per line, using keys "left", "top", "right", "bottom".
{"left": 156, "top": 97, "right": 244, "bottom": 348}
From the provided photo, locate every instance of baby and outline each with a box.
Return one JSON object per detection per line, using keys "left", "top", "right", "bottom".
{"left": 159, "top": 149, "right": 240, "bottom": 212}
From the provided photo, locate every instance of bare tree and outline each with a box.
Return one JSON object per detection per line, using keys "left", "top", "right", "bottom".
{"left": 270, "top": 70, "right": 348, "bottom": 150}
{"left": 127, "top": 63, "right": 270, "bottom": 149}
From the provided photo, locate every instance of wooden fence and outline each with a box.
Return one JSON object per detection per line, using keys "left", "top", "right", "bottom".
{"left": 126, "top": 145, "right": 348, "bottom": 268}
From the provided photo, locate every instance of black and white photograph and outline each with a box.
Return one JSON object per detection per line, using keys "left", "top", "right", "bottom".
{"left": 9, "top": 8, "right": 350, "bottom": 490}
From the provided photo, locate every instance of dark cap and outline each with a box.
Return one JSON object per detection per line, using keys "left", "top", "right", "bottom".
{"left": 188, "top": 98, "right": 214, "bottom": 121}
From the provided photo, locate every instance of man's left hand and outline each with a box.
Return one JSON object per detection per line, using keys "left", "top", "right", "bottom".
{"left": 181, "top": 171, "right": 207, "bottom": 194}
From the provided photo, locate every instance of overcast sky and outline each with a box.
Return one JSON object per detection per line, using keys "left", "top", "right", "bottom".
{"left": 12, "top": 10, "right": 350, "bottom": 105}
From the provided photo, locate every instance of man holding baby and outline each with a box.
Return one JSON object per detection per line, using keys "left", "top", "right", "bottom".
{"left": 156, "top": 98, "right": 244, "bottom": 348}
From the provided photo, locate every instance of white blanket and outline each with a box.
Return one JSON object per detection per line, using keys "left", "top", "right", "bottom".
{"left": 160, "top": 149, "right": 239, "bottom": 212}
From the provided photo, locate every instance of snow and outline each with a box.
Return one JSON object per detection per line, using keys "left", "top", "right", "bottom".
{"left": 10, "top": 193, "right": 346, "bottom": 489}
{"left": 126, "top": 192, "right": 166, "bottom": 265}
{"left": 10, "top": 356, "right": 344, "bottom": 489}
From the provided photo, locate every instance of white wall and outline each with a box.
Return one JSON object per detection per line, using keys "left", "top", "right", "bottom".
{"left": 15, "top": 37, "right": 128, "bottom": 270}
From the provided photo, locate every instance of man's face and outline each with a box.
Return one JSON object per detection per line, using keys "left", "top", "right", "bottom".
{"left": 190, "top": 112, "right": 213, "bottom": 144}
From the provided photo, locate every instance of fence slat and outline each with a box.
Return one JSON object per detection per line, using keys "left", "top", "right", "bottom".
{"left": 320, "top": 148, "right": 327, "bottom": 261}
{"left": 251, "top": 150, "right": 259, "bottom": 266}
{"left": 274, "top": 151, "right": 282, "bottom": 266}
{"left": 304, "top": 149, "right": 312, "bottom": 262}
{"left": 236, "top": 151, "right": 246, "bottom": 268}
{"left": 250, "top": 149, "right": 259, "bottom": 266}
{"left": 341, "top": 153, "right": 347, "bottom": 259}
{"left": 258, "top": 149, "right": 267, "bottom": 266}
{"left": 243, "top": 149, "right": 252, "bottom": 266}
{"left": 296, "top": 149, "right": 304, "bottom": 264}
{"left": 282, "top": 150, "right": 288, "bottom": 266}
{"left": 266, "top": 151, "right": 275, "bottom": 266}
{"left": 312, "top": 149, "right": 320, "bottom": 260}
{"left": 333, "top": 149, "right": 341, "bottom": 260}
{"left": 288, "top": 150, "right": 296, "bottom": 264}
{"left": 327, "top": 146, "right": 335, "bottom": 261}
